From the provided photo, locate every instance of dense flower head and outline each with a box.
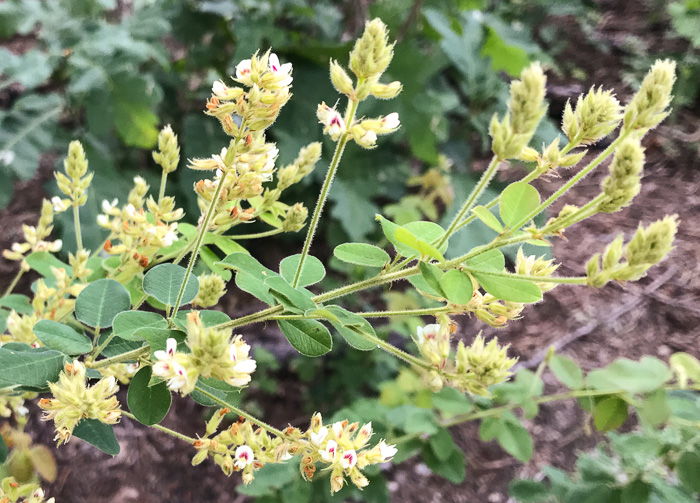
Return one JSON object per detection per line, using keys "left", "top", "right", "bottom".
{"left": 515, "top": 248, "right": 560, "bottom": 293}
{"left": 598, "top": 139, "right": 644, "bottom": 214}
{"left": 563, "top": 87, "right": 622, "bottom": 145}
{"left": 414, "top": 323, "right": 451, "bottom": 368}
{"left": 452, "top": 335, "right": 518, "bottom": 396}
{"left": 623, "top": 59, "right": 676, "bottom": 133}
{"left": 39, "top": 361, "right": 121, "bottom": 445}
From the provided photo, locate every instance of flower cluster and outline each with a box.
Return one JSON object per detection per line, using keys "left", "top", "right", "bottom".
{"left": 191, "top": 410, "right": 397, "bottom": 494}
{"left": 562, "top": 86, "right": 622, "bottom": 146}
{"left": 39, "top": 361, "right": 121, "bottom": 445}
{"left": 317, "top": 19, "right": 402, "bottom": 149}
{"left": 151, "top": 311, "right": 256, "bottom": 395}
{"left": 2, "top": 200, "right": 62, "bottom": 267}
{"left": 53, "top": 140, "right": 93, "bottom": 212}
{"left": 597, "top": 139, "right": 644, "bottom": 214}
{"left": 623, "top": 59, "right": 676, "bottom": 133}
{"left": 0, "top": 477, "right": 54, "bottom": 503}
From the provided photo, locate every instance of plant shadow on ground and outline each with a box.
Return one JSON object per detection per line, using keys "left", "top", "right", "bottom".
{"left": 1, "top": 0, "right": 699, "bottom": 502}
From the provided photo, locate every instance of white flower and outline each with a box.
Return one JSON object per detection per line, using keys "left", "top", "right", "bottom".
{"left": 340, "top": 449, "right": 358, "bottom": 469}
{"left": 377, "top": 440, "right": 398, "bottom": 462}
{"left": 162, "top": 228, "right": 178, "bottom": 247}
{"left": 236, "top": 59, "right": 253, "bottom": 85}
{"left": 234, "top": 445, "right": 255, "bottom": 469}
{"left": 317, "top": 103, "right": 346, "bottom": 141}
{"left": 359, "top": 422, "right": 372, "bottom": 438}
{"left": 102, "top": 198, "right": 118, "bottom": 213}
{"left": 319, "top": 440, "right": 338, "bottom": 463}
{"left": 166, "top": 363, "right": 189, "bottom": 392}
{"left": 97, "top": 214, "right": 110, "bottom": 227}
{"left": 416, "top": 324, "right": 440, "bottom": 343}
{"left": 382, "top": 112, "right": 400, "bottom": 130}
{"left": 49, "top": 240, "right": 63, "bottom": 252}
{"left": 267, "top": 53, "right": 293, "bottom": 87}
{"left": 228, "top": 375, "right": 252, "bottom": 387}
{"left": 0, "top": 150, "right": 15, "bottom": 166}
{"left": 124, "top": 204, "right": 136, "bottom": 218}
{"left": 154, "top": 338, "right": 178, "bottom": 361}
{"left": 332, "top": 421, "right": 344, "bottom": 438}
{"left": 212, "top": 80, "right": 227, "bottom": 98}
{"left": 309, "top": 426, "right": 328, "bottom": 446}
{"left": 51, "top": 196, "right": 69, "bottom": 213}
{"left": 234, "top": 359, "right": 257, "bottom": 374}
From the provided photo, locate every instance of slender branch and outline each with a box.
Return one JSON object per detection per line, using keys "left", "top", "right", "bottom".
{"left": 3, "top": 269, "right": 24, "bottom": 297}
{"left": 462, "top": 269, "right": 588, "bottom": 285}
{"left": 122, "top": 411, "right": 196, "bottom": 444}
{"left": 542, "top": 194, "right": 606, "bottom": 234}
{"left": 271, "top": 306, "right": 452, "bottom": 321}
{"left": 73, "top": 204, "right": 83, "bottom": 251}
{"left": 437, "top": 155, "right": 501, "bottom": 248}
{"left": 87, "top": 346, "right": 149, "bottom": 369}
{"left": 292, "top": 99, "right": 360, "bottom": 288}
{"left": 193, "top": 385, "right": 287, "bottom": 438}
{"left": 229, "top": 228, "right": 283, "bottom": 240}
{"left": 158, "top": 170, "right": 168, "bottom": 204}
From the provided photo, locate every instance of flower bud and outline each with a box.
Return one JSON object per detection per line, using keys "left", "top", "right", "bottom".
{"left": 598, "top": 139, "right": 644, "bottom": 213}
{"left": 626, "top": 215, "right": 678, "bottom": 270}
{"left": 152, "top": 124, "right": 180, "bottom": 174}
{"left": 329, "top": 60, "right": 354, "bottom": 97}
{"left": 349, "top": 19, "right": 394, "bottom": 80}
{"left": 281, "top": 203, "right": 308, "bottom": 232}
{"left": 64, "top": 140, "right": 88, "bottom": 180}
{"left": 623, "top": 59, "right": 676, "bottom": 134}
{"left": 317, "top": 102, "right": 346, "bottom": 141}
{"left": 370, "top": 80, "right": 402, "bottom": 99}
{"left": 515, "top": 248, "right": 560, "bottom": 292}
{"left": 562, "top": 87, "right": 622, "bottom": 145}
{"left": 453, "top": 335, "right": 518, "bottom": 396}
{"left": 194, "top": 273, "right": 227, "bottom": 308}
{"left": 350, "top": 125, "right": 377, "bottom": 149}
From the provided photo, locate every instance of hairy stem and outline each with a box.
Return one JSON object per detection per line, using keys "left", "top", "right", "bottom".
{"left": 122, "top": 411, "right": 196, "bottom": 444}
{"left": 73, "top": 204, "right": 83, "bottom": 251}
{"left": 230, "top": 228, "right": 283, "bottom": 240}
{"left": 292, "top": 99, "right": 360, "bottom": 288}
{"left": 3, "top": 269, "right": 24, "bottom": 297}
{"left": 158, "top": 170, "right": 168, "bottom": 204}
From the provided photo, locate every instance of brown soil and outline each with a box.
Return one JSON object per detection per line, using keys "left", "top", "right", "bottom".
{"left": 1, "top": 1, "right": 699, "bottom": 502}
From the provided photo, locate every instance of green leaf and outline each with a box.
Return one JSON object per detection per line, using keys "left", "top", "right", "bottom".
{"left": 218, "top": 252, "right": 278, "bottom": 305}
{"left": 670, "top": 352, "right": 700, "bottom": 384}
{"left": 32, "top": 320, "right": 93, "bottom": 356}
{"left": 549, "top": 354, "right": 584, "bottom": 389}
{"left": 279, "top": 254, "right": 326, "bottom": 287}
{"left": 404, "top": 408, "right": 439, "bottom": 435}
{"left": 439, "top": 270, "right": 474, "bottom": 305}
{"left": 431, "top": 387, "right": 473, "bottom": 417}
{"left": 25, "top": 252, "right": 73, "bottom": 279}
{"left": 481, "top": 27, "right": 531, "bottom": 76}
{"left": 0, "top": 347, "right": 64, "bottom": 388}
{"left": 636, "top": 388, "right": 671, "bottom": 426}
{"left": 620, "top": 480, "right": 651, "bottom": 503}
{"left": 472, "top": 205, "right": 504, "bottom": 233}
{"left": 278, "top": 319, "right": 332, "bottom": 357}
{"left": 421, "top": 444, "right": 466, "bottom": 484}
{"left": 395, "top": 226, "right": 445, "bottom": 262}
{"left": 333, "top": 243, "right": 390, "bottom": 268}
{"left": 111, "top": 74, "right": 159, "bottom": 148}
{"left": 127, "top": 366, "right": 171, "bottom": 426}
{"left": 509, "top": 479, "right": 550, "bottom": 503}
{"left": 142, "top": 264, "right": 200, "bottom": 307}
{"left": 75, "top": 279, "right": 131, "bottom": 328}
{"left": 587, "top": 356, "right": 672, "bottom": 394}
{"left": 499, "top": 182, "right": 541, "bottom": 229}
{"left": 0, "top": 432, "right": 7, "bottom": 463}
{"left": 465, "top": 249, "right": 505, "bottom": 272}
{"left": 593, "top": 396, "right": 629, "bottom": 432}
{"left": 191, "top": 377, "right": 241, "bottom": 407}
{"left": 0, "top": 294, "right": 33, "bottom": 314}
{"left": 199, "top": 246, "right": 232, "bottom": 281}
{"left": 135, "top": 328, "right": 187, "bottom": 356}
{"left": 677, "top": 451, "right": 700, "bottom": 493}
{"left": 471, "top": 270, "right": 542, "bottom": 303}
{"left": 419, "top": 262, "right": 446, "bottom": 298}
{"left": 73, "top": 419, "right": 120, "bottom": 456}
{"left": 265, "top": 276, "right": 316, "bottom": 312}
{"left": 376, "top": 215, "right": 448, "bottom": 258}
{"left": 496, "top": 420, "right": 534, "bottom": 463}
{"left": 112, "top": 311, "right": 167, "bottom": 341}
{"left": 321, "top": 306, "right": 377, "bottom": 351}
{"left": 429, "top": 428, "right": 458, "bottom": 462}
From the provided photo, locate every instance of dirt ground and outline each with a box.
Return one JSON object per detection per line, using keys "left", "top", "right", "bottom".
{"left": 1, "top": 1, "right": 699, "bottom": 502}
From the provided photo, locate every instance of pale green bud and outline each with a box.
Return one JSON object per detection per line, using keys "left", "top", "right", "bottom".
{"left": 64, "top": 140, "right": 88, "bottom": 180}
{"left": 152, "top": 124, "right": 180, "bottom": 174}
{"left": 602, "top": 235, "right": 624, "bottom": 271}
{"left": 370, "top": 80, "right": 402, "bottom": 99}
{"left": 623, "top": 59, "right": 676, "bottom": 133}
{"left": 559, "top": 150, "right": 587, "bottom": 168}
{"left": 128, "top": 176, "right": 149, "bottom": 208}
{"left": 509, "top": 62, "right": 547, "bottom": 137}
{"left": 194, "top": 273, "right": 227, "bottom": 308}
{"left": 69, "top": 249, "right": 91, "bottom": 280}
{"left": 562, "top": 87, "right": 622, "bottom": 145}
{"left": 598, "top": 139, "right": 644, "bottom": 213}
{"left": 349, "top": 18, "right": 394, "bottom": 80}
{"left": 281, "top": 203, "right": 308, "bottom": 232}
{"left": 670, "top": 353, "right": 700, "bottom": 389}
{"left": 329, "top": 59, "right": 355, "bottom": 97}
{"left": 515, "top": 248, "right": 560, "bottom": 292}
{"left": 585, "top": 253, "right": 605, "bottom": 287}
{"left": 453, "top": 335, "right": 517, "bottom": 396}
{"left": 489, "top": 114, "right": 531, "bottom": 160}
{"left": 626, "top": 215, "right": 678, "bottom": 269}
{"left": 541, "top": 137, "right": 561, "bottom": 167}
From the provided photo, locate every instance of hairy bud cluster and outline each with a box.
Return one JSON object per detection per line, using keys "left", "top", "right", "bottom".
{"left": 490, "top": 63, "right": 547, "bottom": 160}
{"left": 453, "top": 335, "right": 518, "bottom": 396}
{"left": 3, "top": 200, "right": 62, "bottom": 266}
{"left": 151, "top": 312, "right": 256, "bottom": 395}
{"left": 587, "top": 215, "right": 679, "bottom": 287}
{"left": 54, "top": 141, "right": 93, "bottom": 210}
{"left": 39, "top": 361, "right": 121, "bottom": 445}
{"left": 598, "top": 139, "right": 644, "bottom": 213}
{"left": 0, "top": 477, "right": 54, "bottom": 503}
{"left": 152, "top": 124, "right": 180, "bottom": 174}
{"left": 623, "top": 59, "right": 676, "bottom": 134}
{"left": 193, "top": 273, "right": 227, "bottom": 308}
{"left": 562, "top": 87, "right": 622, "bottom": 145}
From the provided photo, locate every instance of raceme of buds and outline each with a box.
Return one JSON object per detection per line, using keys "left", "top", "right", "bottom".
{"left": 39, "top": 361, "right": 121, "bottom": 445}
{"left": 276, "top": 142, "right": 322, "bottom": 191}
{"left": 515, "top": 248, "right": 560, "bottom": 293}
{"left": 281, "top": 203, "right": 308, "bottom": 232}
{"left": 598, "top": 139, "right": 644, "bottom": 213}
{"left": 68, "top": 249, "right": 91, "bottom": 281}
{"left": 128, "top": 176, "right": 150, "bottom": 209}
{"left": 623, "top": 59, "right": 676, "bottom": 134}
{"left": 152, "top": 125, "right": 180, "bottom": 174}
{"left": 452, "top": 335, "right": 518, "bottom": 396}
{"left": 349, "top": 19, "right": 395, "bottom": 80}
{"left": 55, "top": 140, "right": 93, "bottom": 207}
{"left": 194, "top": 273, "right": 227, "bottom": 308}
{"left": 586, "top": 215, "right": 679, "bottom": 287}
{"left": 2, "top": 200, "right": 62, "bottom": 264}
{"left": 0, "top": 477, "right": 55, "bottom": 503}
{"left": 562, "top": 87, "right": 622, "bottom": 145}
{"left": 490, "top": 62, "right": 547, "bottom": 160}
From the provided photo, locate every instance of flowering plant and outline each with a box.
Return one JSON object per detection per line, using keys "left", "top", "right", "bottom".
{"left": 1, "top": 17, "right": 697, "bottom": 501}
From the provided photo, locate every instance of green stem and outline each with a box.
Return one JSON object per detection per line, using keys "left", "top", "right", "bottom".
{"left": 437, "top": 155, "right": 501, "bottom": 248}
{"left": 271, "top": 306, "right": 452, "bottom": 321}
{"left": 542, "top": 194, "right": 606, "bottom": 234}
{"left": 3, "top": 269, "right": 24, "bottom": 297}
{"left": 73, "top": 204, "right": 83, "bottom": 251}
{"left": 171, "top": 134, "right": 244, "bottom": 320}
{"left": 158, "top": 170, "right": 168, "bottom": 204}
{"left": 462, "top": 269, "right": 588, "bottom": 285}
{"left": 292, "top": 99, "right": 360, "bottom": 288}
{"left": 88, "top": 347, "right": 149, "bottom": 369}
{"left": 501, "top": 132, "right": 630, "bottom": 238}
{"left": 229, "top": 228, "right": 283, "bottom": 240}
{"left": 122, "top": 411, "right": 195, "bottom": 444}
{"left": 193, "top": 385, "right": 287, "bottom": 438}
